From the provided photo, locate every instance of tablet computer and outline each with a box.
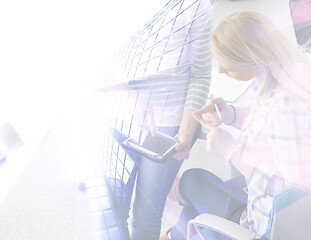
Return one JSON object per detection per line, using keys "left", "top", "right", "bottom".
{"left": 122, "top": 131, "right": 178, "bottom": 161}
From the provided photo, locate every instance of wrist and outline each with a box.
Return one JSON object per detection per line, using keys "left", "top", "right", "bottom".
{"left": 175, "top": 132, "right": 192, "bottom": 146}
{"left": 178, "top": 115, "right": 198, "bottom": 139}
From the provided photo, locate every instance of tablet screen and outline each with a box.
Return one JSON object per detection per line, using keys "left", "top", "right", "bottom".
{"left": 142, "top": 133, "right": 178, "bottom": 155}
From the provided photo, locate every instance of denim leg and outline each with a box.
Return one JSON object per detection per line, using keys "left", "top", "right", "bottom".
{"left": 119, "top": 167, "right": 138, "bottom": 239}
{"left": 130, "top": 126, "right": 201, "bottom": 240}
{"left": 170, "top": 169, "right": 247, "bottom": 240}
{"left": 130, "top": 151, "right": 183, "bottom": 239}
{"left": 130, "top": 126, "right": 179, "bottom": 240}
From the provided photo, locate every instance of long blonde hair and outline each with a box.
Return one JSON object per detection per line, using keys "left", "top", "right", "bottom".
{"left": 211, "top": 11, "right": 310, "bottom": 100}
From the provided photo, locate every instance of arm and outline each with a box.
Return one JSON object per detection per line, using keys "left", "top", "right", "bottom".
{"left": 173, "top": 20, "right": 213, "bottom": 160}
{"left": 200, "top": 124, "right": 255, "bottom": 179}
{"left": 173, "top": 109, "right": 199, "bottom": 160}
{"left": 201, "top": 124, "right": 279, "bottom": 179}
{"left": 205, "top": 99, "right": 311, "bottom": 189}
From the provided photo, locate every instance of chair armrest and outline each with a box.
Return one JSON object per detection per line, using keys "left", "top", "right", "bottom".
{"left": 187, "top": 213, "right": 256, "bottom": 240}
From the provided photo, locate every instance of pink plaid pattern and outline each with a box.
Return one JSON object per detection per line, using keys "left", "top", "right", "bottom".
{"left": 240, "top": 170, "right": 290, "bottom": 239}
{"left": 237, "top": 84, "right": 311, "bottom": 238}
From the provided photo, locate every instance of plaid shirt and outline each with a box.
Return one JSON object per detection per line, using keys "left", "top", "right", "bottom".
{"left": 237, "top": 83, "right": 311, "bottom": 238}
{"left": 240, "top": 170, "right": 290, "bottom": 239}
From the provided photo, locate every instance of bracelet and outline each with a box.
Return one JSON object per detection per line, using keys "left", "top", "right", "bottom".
{"left": 225, "top": 105, "right": 236, "bottom": 125}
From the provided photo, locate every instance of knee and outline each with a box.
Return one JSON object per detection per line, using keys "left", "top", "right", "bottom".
{"left": 178, "top": 168, "right": 209, "bottom": 202}
{"left": 179, "top": 169, "right": 200, "bottom": 186}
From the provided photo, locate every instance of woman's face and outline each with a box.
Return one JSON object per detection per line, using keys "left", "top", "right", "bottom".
{"left": 213, "top": 51, "right": 256, "bottom": 81}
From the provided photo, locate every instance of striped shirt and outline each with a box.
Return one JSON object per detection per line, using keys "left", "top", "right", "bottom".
{"left": 127, "top": 0, "right": 215, "bottom": 126}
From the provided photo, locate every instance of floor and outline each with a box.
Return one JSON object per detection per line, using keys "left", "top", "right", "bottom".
{"left": 0, "top": 121, "right": 93, "bottom": 240}
{"left": 0, "top": 117, "right": 181, "bottom": 240}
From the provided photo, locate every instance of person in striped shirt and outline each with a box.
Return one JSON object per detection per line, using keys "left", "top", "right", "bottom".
{"left": 125, "top": 1, "right": 217, "bottom": 240}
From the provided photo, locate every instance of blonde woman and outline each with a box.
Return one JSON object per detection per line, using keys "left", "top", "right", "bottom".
{"left": 161, "top": 11, "right": 311, "bottom": 240}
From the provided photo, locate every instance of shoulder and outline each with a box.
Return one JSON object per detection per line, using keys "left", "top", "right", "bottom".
{"left": 270, "top": 86, "right": 311, "bottom": 115}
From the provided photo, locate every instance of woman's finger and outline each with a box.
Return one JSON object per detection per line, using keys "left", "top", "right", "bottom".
{"left": 193, "top": 114, "right": 208, "bottom": 126}
{"left": 193, "top": 112, "right": 221, "bottom": 127}
{"left": 194, "top": 111, "right": 220, "bottom": 122}
{"left": 203, "top": 113, "right": 221, "bottom": 122}
{"left": 210, "top": 97, "right": 226, "bottom": 106}
{"left": 193, "top": 103, "right": 215, "bottom": 116}
{"left": 193, "top": 98, "right": 227, "bottom": 120}
{"left": 202, "top": 121, "right": 217, "bottom": 131}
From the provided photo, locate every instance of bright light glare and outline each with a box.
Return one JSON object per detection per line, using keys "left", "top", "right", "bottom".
{"left": 0, "top": 0, "right": 167, "bottom": 148}
{"left": 0, "top": 0, "right": 168, "bottom": 181}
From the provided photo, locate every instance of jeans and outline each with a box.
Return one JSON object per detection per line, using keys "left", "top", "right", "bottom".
{"left": 170, "top": 169, "right": 247, "bottom": 240}
{"left": 128, "top": 126, "right": 201, "bottom": 240}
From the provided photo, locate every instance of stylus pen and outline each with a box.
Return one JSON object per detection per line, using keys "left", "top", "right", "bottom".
{"left": 211, "top": 94, "right": 222, "bottom": 121}
{"left": 214, "top": 103, "right": 222, "bottom": 121}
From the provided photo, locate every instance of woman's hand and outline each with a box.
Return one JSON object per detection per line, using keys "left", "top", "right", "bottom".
{"left": 173, "top": 132, "right": 192, "bottom": 160}
{"left": 192, "top": 99, "right": 238, "bottom": 159}
{"left": 204, "top": 125, "right": 237, "bottom": 160}
{"left": 192, "top": 98, "right": 235, "bottom": 127}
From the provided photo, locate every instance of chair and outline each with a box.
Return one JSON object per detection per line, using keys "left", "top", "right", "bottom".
{"left": 187, "top": 187, "right": 311, "bottom": 240}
